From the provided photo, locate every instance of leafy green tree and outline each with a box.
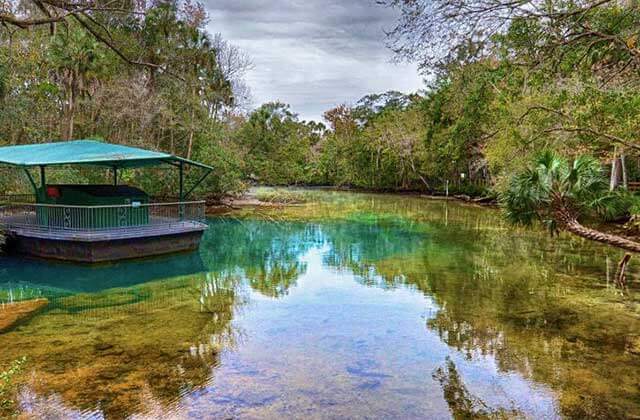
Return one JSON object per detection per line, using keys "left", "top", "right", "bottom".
{"left": 360, "top": 107, "right": 428, "bottom": 189}
{"left": 351, "top": 90, "right": 415, "bottom": 126}
{"left": 237, "top": 102, "right": 313, "bottom": 185}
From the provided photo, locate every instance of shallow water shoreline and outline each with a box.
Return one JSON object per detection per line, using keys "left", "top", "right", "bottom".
{"left": 206, "top": 187, "right": 498, "bottom": 215}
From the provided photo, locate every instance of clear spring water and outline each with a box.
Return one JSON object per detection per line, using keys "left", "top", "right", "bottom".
{"left": 0, "top": 190, "right": 639, "bottom": 419}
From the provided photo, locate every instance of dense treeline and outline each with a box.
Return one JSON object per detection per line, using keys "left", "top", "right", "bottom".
{"left": 374, "top": 0, "right": 640, "bottom": 259}
{"left": 239, "top": 90, "right": 490, "bottom": 195}
{"left": 241, "top": 0, "right": 640, "bottom": 195}
{"left": 2, "top": 0, "right": 640, "bottom": 201}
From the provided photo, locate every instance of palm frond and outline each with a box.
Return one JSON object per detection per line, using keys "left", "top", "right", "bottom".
{"left": 501, "top": 150, "right": 611, "bottom": 229}
{"left": 500, "top": 169, "right": 546, "bottom": 226}
{"left": 590, "top": 191, "right": 633, "bottom": 221}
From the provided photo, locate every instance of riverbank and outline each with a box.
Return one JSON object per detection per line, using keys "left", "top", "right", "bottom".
{"left": 205, "top": 187, "right": 498, "bottom": 215}
{"left": 205, "top": 187, "right": 640, "bottom": 253}
{"left": 206, "top": 189, "right": 299, "bottom": 215}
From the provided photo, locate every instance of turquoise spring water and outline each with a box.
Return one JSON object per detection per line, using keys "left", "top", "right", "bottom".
{"left": 0, "top": 190, "right": 638, "bottom": 418}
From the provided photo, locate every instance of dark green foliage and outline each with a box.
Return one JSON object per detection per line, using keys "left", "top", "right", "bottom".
{"left": 237, "top": 102, "right": 319, "bottom": 185}
{"left": 351, "top": 91, "right": 414, "bottom": 125}
{"left": 0, "top": 62, "right": 7, "bottom": 101}
{"left": 501, "top": 151, "right": 630, "bottom": 233}
{"left": 3, "top": 0, "right": 640, "bottom": 205}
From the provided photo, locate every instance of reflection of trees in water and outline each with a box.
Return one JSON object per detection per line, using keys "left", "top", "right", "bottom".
{"left": 192, "top": 205, "right": 638, "bottom": 418}
{"left": 196, "top": 272, "right": 246, "bottom": 352}
{"left": 210, "top": 206, "right": 636, "bottom": 418}
{"left": 245, "top": 260, "right": 307, "bottom": 298}
{"left": 3, "top": 202, "right": 637, "bottom": 418}
{"left": 310, "top": 213, "right": 639, "bottom": 418}
{"left": 203, "top": 216, "right": 433, "bottom": 295}
{"left": 202, "top": 219, "right": 320, "bottom": 297}
{"left": 433, "top": 357, "right": 520, "bottom": 419}
{"left": 0, "top": 218, "right": 322, "bottom": 418}
{"left": 320, "top": 216, "right": 430, "bottom": 288}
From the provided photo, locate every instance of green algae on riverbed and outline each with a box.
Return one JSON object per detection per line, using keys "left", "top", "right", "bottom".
{"left": 0, "top": 191, "right": 639, "bottom": 418}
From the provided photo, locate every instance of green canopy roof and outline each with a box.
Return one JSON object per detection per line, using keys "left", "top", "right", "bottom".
{"left": 0, "top": 140, "right": 212, "bottom": 170}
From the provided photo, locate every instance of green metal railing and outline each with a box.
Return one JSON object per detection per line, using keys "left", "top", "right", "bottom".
{"left": 0, "top": 201, "right": 206, "bottom": 233}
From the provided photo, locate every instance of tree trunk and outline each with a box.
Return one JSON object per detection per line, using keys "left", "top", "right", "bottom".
{"left": 409, "top": 158, "right": 430, "bottom": 191}
{"left": 170, "top": 127, "right": 175, "bottom": 155}
{"left": 65, "top": 79, "right": 75, "bottom": 140}
{"left": 187, "top": 128, "right": 194, "bottom": 160}
{"left": 621, "top": 152, "right": 628, "bottom": 189}
{"left": 213, "top": 103, "right": 219, "bottom": 122}
{"left": 187, "top": 105, "right": 195, "bottom": 160}
{"left": 610, "top": 151, "right": 620, "bottom": 191}
{"left": 66, "top": 90, "right": 75, "bottom": 140}
{"left": 565, "top": 219, "right": 640, "bottom": 253}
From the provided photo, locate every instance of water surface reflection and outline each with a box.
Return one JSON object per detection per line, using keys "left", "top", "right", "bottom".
{"left": 0, "top": 191, "right": 638, "bottom": 418}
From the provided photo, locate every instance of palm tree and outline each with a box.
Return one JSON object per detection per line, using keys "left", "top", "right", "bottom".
{"left": 501, "top": 151, "right": 640, "bottom": 285}
{"left": 49, "top": 28, "right": 105, "bottom": 139}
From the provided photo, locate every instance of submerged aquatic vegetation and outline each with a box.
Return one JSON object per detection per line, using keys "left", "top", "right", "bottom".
{"left": 0, "top": 356, "right": 26, "bottom": 417}
{"left": 0, "top": 273, "right": 245, "bottom": 418}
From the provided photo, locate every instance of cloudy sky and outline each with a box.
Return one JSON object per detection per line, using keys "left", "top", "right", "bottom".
{"left": 204, "top": 0, "right": 424, "bottom": 122}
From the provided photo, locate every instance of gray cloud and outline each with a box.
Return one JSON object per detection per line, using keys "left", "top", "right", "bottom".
{"left": 204, "top": 0, "right": 424, "bottom": 121}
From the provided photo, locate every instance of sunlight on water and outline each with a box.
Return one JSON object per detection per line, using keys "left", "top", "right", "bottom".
{"left": 0, "top": 191, "right": 638, "bottom": 418}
